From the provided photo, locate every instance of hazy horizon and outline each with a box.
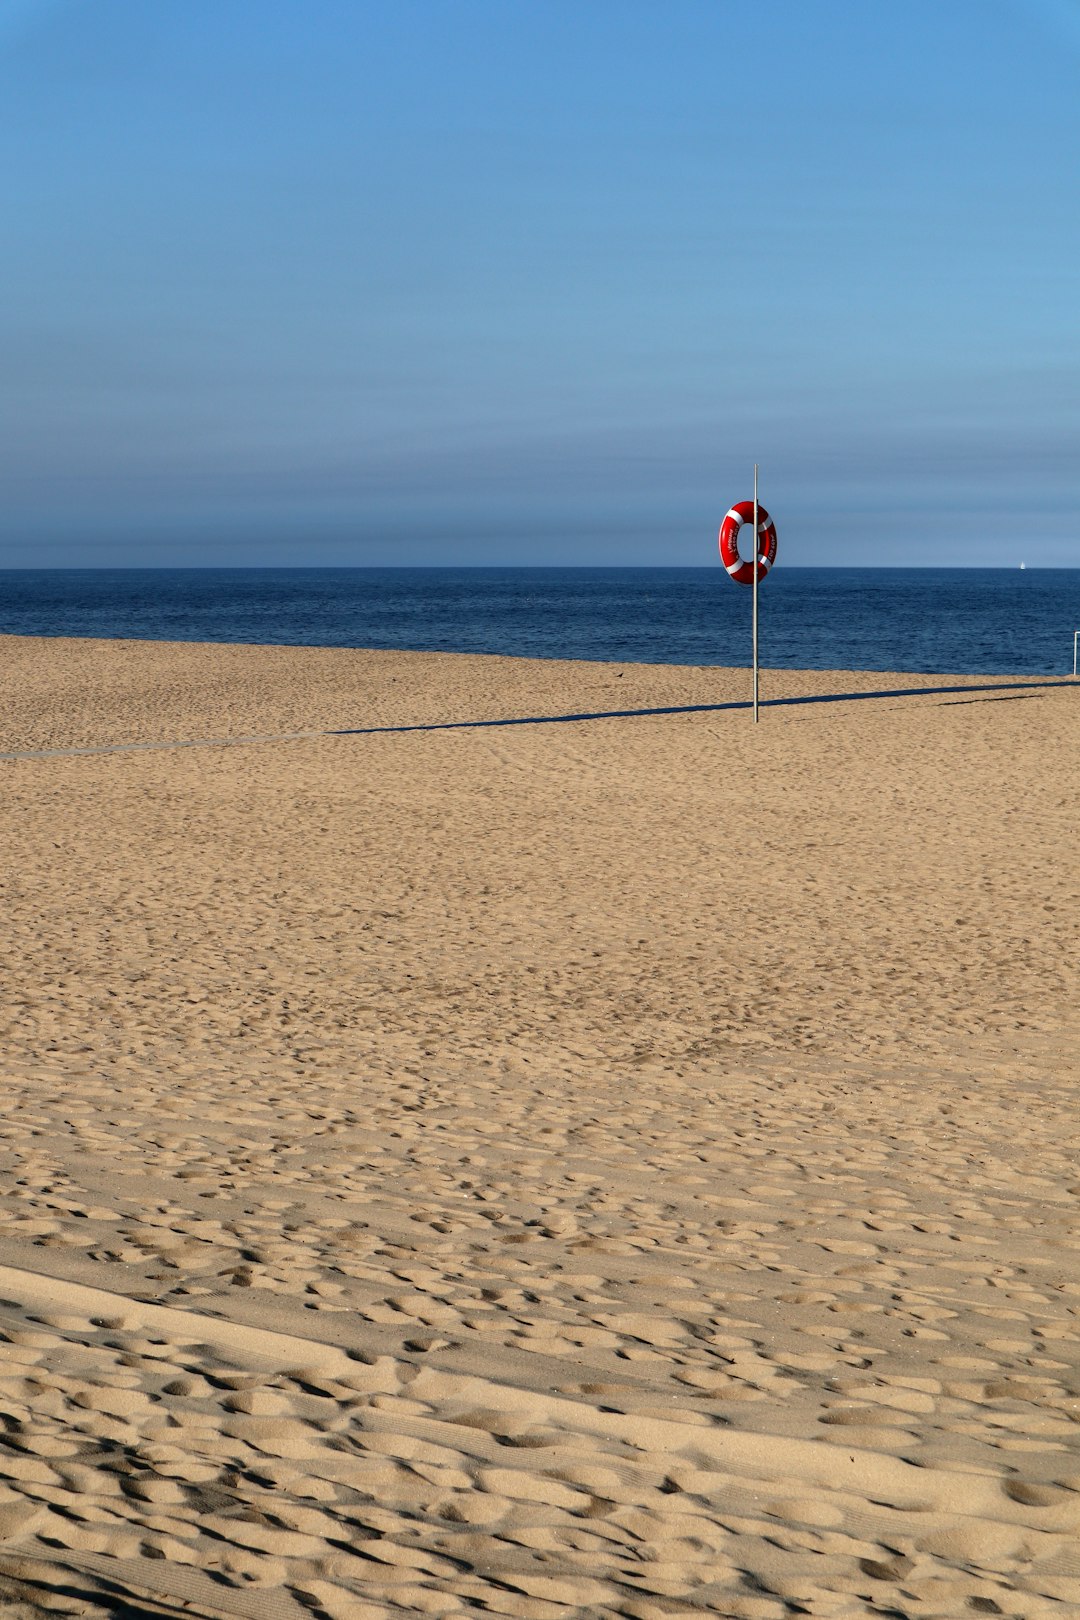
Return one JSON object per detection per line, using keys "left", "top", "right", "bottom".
{"left": 3, "top": 561, "right": 1077, "bottom": 573}
{"left": 2, "top": 1, "right": 1077, "bottom": 569}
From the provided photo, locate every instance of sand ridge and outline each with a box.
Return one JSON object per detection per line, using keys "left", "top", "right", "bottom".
{"left": 1, "top": 636, "right": 1078, "bottom": 1616}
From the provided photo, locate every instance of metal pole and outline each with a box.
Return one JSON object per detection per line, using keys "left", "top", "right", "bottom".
{"left": 752, "top": 463, "right": 759, "bottom": 723}
{"left": 1074, "top": 629, "right": 1079, "bottom": 678}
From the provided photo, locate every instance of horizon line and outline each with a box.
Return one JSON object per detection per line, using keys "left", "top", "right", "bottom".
{"left": 0, "top": 562, "right": 1076, "bottom": 574}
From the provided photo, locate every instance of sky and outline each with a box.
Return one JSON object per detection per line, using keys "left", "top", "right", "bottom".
{"left": 1, "top": 0, "right": 1077, "bottom": 567}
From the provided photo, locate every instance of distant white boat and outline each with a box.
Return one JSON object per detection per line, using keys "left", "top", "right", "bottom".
{"left": 1020, "top": 561, "right": 1026, "bottom": 570}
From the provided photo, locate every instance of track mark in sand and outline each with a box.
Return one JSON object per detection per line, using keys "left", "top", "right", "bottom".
{"left": 0, "top": 728, "right": 324, "bottom": 763}
{"left": 2, "top": 1261, "right": 1080, "bottom": 1618}
{"left": 939, "top": 693, "right": 1043, "bottom": 705}
{"left": 0, "top": 1261, "right": 372, "bottom": 1374}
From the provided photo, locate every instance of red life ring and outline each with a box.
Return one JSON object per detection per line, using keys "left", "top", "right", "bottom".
{"left": 719, "top": 501, "right": 778, "bottom": 585}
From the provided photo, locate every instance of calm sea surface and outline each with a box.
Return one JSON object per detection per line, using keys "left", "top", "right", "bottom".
{"left": 2, "top": 568, "right": 1078, "bottom": 676}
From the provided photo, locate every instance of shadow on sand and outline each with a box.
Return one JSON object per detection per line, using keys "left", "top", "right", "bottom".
{"left": 2, "top": 680, "right": 1070, "bottom": 764}
{"left": 331, "top": 678, "right": 1072, "bottom": 737}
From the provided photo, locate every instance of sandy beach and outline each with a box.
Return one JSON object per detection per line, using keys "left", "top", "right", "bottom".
{"left": 1, "top": 633, "right": 1078, "bottom": 1619}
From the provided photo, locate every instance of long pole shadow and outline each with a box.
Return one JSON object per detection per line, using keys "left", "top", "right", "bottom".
{"left": 2, "top": 679, "right": 1070, "bottom": 764}
{"left": 330, "top": 678, "right": 1072, "bottom": 737}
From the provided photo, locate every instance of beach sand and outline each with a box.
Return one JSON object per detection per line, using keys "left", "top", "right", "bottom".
{"left": 1, "top": 634, "right": 1078, "bottom": 1618}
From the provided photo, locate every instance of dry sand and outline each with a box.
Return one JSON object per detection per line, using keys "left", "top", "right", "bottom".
{"left": 0, "top": 633, "right": 1078, "bottom": 1618}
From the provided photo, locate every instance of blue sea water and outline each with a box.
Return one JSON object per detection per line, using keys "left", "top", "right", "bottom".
{"left": 1, "top": 567, "right": 1078, "bottom": 677}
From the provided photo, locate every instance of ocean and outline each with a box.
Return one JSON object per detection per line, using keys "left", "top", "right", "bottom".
{"left": 1, "top": 567, "right": 1078, "bottom": 677}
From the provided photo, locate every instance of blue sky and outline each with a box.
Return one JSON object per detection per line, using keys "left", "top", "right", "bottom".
{"left": 1, "top": 0, "right": 1077, "bottom": 566}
